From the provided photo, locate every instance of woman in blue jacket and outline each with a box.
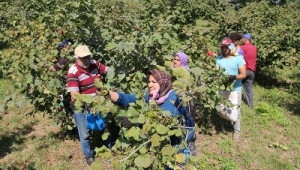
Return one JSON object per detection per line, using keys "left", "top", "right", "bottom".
{"left": 108, "top": 69, "right": 196, "bottom": 153}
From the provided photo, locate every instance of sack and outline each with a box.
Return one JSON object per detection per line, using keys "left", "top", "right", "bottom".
{"left": 217, "top": 90, "right": 241, "bottom": 122}
{"left": 86, "top": 112, "right": 106, "bottom": 131}
{"left": 218, "top": 104, "right": 239, "bottom": 122}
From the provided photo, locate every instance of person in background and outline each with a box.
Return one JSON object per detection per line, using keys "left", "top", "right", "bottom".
{"left": 49, "top": 39, "right": 74, "bottom": 72}
{"left": 241, "top": 33, "right": 257, "bottom": 108}
{"left": 49, "top": 39, "right": 75, "bottom": 112}
{"left": 108, "top": 69, "right": 196, "bottom": 156}
{"left": 66, "top": 45, "right": 109, "bottom": 165}
{"left": 207, "top": 32, "right": 244, "bottom": 57}
{"left": 170, "top": 52, "right": 196, "bottom": 127}
{"left": 216, "top": 37, "right": 246, "bottom": 141}
{"left": 228, "top": 32, "right": 244, "bottom": 56}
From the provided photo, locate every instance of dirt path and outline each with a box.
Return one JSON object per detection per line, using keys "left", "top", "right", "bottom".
{"left": 0, "top": 110, "right": 91, "bottom": 170}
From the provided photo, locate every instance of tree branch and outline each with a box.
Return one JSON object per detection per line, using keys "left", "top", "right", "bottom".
{"left": 173, "top": 125, "right": 195, "bottom": 130}
{"left": 119, "top": 139, "right": 151, "bottom": 162}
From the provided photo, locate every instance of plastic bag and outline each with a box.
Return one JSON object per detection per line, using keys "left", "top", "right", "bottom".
{"left": 86, "top": 112, "right": 106, "bottom": 131}
{"left": 217, "top": 90, "right": 241, "bottom": 122}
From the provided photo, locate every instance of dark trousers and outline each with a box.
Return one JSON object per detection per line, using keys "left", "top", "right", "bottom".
{"left": 242, "top": 70, "right": 255, "bottom": 107}
{"left": 186, "top": 99, "right": 196, "bottom": 125}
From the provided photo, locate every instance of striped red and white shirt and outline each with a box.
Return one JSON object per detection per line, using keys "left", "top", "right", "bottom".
{"left": 67, "top": 60, "right": 108, "bottom": 95}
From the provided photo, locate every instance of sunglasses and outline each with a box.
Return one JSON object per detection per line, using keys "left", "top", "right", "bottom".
{"left": 173, "top": 58, "right": 180, "bottom": 61}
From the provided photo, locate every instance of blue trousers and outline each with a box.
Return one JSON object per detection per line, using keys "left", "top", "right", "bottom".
{"left": 74, "top": 111, "right": 94, "bottom": 159}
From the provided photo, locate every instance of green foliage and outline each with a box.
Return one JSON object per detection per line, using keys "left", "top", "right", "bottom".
{"left": 209, "top": 1, "right": 300, "bottom": 74}
{"left": 268, "top": 142, "right": 289, "bottom": 151}
{"left": 255, "top": 102, "right": 291, "bottom": 126}
{"left": 1, "top": 0, "right": 300, "bottom": 168}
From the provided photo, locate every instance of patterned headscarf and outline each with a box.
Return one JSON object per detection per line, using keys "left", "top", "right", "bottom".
{"left": 172, "top": 51, "right": 190, "bottom": 72}
{"left": 147, "top": 69, "right": 173, "bottom": 104}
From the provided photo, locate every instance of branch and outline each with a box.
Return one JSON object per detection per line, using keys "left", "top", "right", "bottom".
{"left": 173, "top": 125, "right": 195, "bottom": 130}
{"left": 119, "top": 139, "right": 151, "bottom": 162}
{"left": 181, "top": 44, "right": 192, "bottom": 52}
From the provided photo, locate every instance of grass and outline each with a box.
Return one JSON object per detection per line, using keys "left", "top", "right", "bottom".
{"left": 0, "top": 80, "right": 88, "bottom": 170}
{"left": 0, "top": 71, "right": 300, "bottom": 169}
{"left": 196, "top": 83, "right": 300, "bottom": 169}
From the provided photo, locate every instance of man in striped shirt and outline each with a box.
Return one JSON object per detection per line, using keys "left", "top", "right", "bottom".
{"left": 67, "top": 45, "right": 108, "bottom": 165}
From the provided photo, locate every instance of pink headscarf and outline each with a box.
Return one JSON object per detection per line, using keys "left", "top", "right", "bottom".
{"left": 147, "top": 69, "right": 173, "bottom": 105}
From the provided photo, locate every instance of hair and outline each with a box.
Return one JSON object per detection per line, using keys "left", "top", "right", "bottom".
{"left": 228, "top": 32, "right": 243, "bottom": 41}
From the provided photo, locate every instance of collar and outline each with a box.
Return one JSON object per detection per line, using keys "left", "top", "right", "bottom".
{"left": 75, "top": 61, "right": 90, "bottom": 74}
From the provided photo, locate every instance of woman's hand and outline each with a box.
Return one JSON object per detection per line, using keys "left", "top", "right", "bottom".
{"left": 108, "top": 91, "right": 119, "bottom": 103}
{"left": 207, "top": 49, "right": 216, "bottom": 57}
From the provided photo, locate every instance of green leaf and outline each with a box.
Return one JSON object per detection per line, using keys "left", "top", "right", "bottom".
{"left": 67, "top": 125, "right": 73, "bottom": 130}
{"left": 156, "top": 124, "right": 168, "bottom": 135}
{"left": 151, "top": 134, "right": 161, "bottom": 147}
{"left": 134, "top": 154, "right": 152, "bottom": 168}
{"left": 142, "top": 123, "right": 151, "bottom": 134}
{"left": 176, "top": 153, "right": 186, "bottom": 163}
{"left": 220, "top": 85, "right": 225, "bottom": 90}
{"left": 175, "top": 128, "right": 183, "bottom": 137}
{"left": 109, "top": 106, "right": 118, "bottom": 114}
{"left": 139, "top": 146, "right": 148, "bottom": 154}
{"left": 128, "top": 127, "right": 140, "bottom": 141}
{"left": 153, "top": 33, "right": 162, "bottom": 40}
{"left": 97, "top": 96, "right": 105, "bottom": 105}
{"left": 161, "top": 111, "right": 171, "bottom": 117}
{"left": 102, "top": 132, "right": 109, "bottom": 140}
{"left": 139, "top": 130, "right": 147, "bottom": 139}
{"left": 282, "top": 146, "right": 288, "bottom": 151}
{"left": 106, "top": 67, "right": 115, "bottom": 79}
{"left": 43, "top": 89, "right": 51, "bottom": 94}
{"left": 82, "top": 95, "right": 94, "bottom": 104}
{"left": 190, "top": 67, "right": 202, "bottom": 76}
{"left": 113, "top": 161, "right": 125, "bottom": 169}
{"left": 127, "top": 107, "right": 138, "bottom": 117}
{"left": 161, "top": 145, "right": 173, "bottom": 156}
{"left": 118, "top": 73, "right": 125, "bottom": 81}
{"left": 95, "top": 145, "right": 109, "bottom": 153}
{"left": 163, "top": 32, "right": 171, "bottom": 39}
{"left": 118, "top": 109, "right": 127, "bottom": 116}
{"left": 94, "top": 79, "right": 103, "bottom": 88}
{"left": 130, "top": 168, "right": 138, "bottom": 170}
{"left": 74, "top": 100, "right": 83, "bottom": 110}
{"left": 90, "top": 161, "right": 101, "bottom": 169}
{"left": 168, "top": 130, "right": 176, "bottom": 136}
{"left": 137, "top": 114, "right": 146, "bottom": 124}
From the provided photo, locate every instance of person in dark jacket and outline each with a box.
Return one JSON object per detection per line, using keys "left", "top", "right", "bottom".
{"left": 49, "top": 39, "right": 74, "bottom": 72}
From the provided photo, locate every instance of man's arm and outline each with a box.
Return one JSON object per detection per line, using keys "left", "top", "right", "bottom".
{"left": 96, "top": 60, "right": 109, "bottom": 75}
{"left": 49, "top": 58, "right": 70, "bottom": 72}
{"left": 67, "top": 71, "right": 80, "bottom": 101}
{"left": 70, "top": 91, "right": 81, "bottom": 101}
